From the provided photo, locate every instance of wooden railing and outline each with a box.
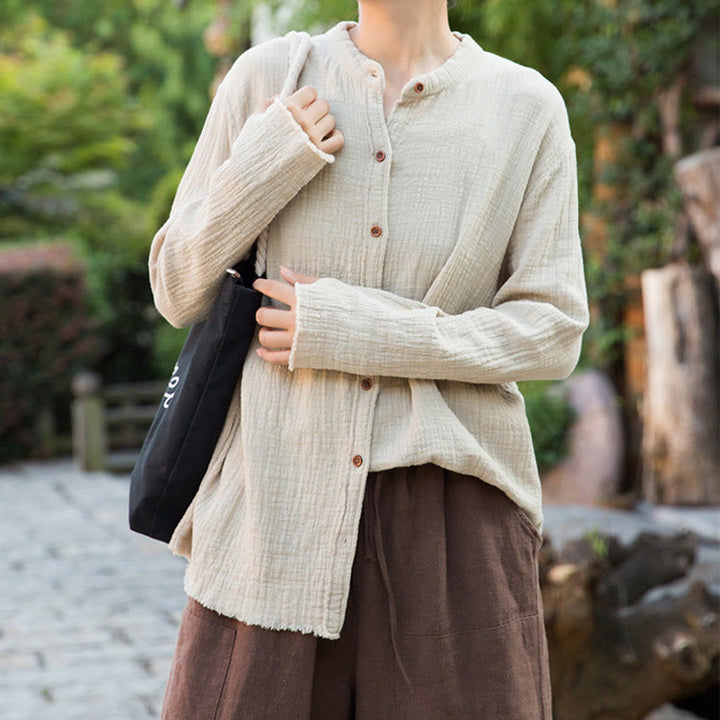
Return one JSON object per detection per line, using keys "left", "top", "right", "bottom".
{"left": 72, "top": 371, "right": 164, "bottom": 473}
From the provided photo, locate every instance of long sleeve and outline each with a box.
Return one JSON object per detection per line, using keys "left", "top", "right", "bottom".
{"left": 148, "top": 56, "right": 334, "bottom": 329}
{"left": 288, "top": 142, "right": 590, "bottom": 384}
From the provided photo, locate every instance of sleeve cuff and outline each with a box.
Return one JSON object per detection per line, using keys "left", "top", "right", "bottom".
{"left": 268, "top": 97, "right": 336, "bottom": 165}
{"left": 287, "top": 278, "right": 438, "bottom": 374}
{"left": 288, "top": 279, "right": 330, "bottom": 372}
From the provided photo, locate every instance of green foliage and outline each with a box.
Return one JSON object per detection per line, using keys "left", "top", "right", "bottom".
{"left": 255, "top": 0, "right": 355, "bottom": 32}
{"left": 0, "top": 244, "right": 104, "bottom": 462}
{"left": 473, "top": 0, "right": 579, "bottom": 80}
{"left": 569, "top": 0, "right": 708, "bottom": 122}
{"left": 154, "top": 323, "right": 190, "bottom": 379}
{"left": 519, "top": 381, "right": 576, "bottom": 474}
{"left": 146, "top": 167, "right": 185, "bottom": 238}
{"left": 0, "top": 15, "right": 145, "bottom": 224}
{"left": 2, "top": 1, "right": 217, "bottom": 201}
{"left": 1, "top": 2, "right": 220, "bottom": 395}
{"left": 585, "top": 527, "right": 610, "bottom": 561}
{"left": 571, "top": 0, "right": 716, "bottom": 368}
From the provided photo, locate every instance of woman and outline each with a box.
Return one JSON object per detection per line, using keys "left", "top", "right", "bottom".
{"left": 152, "top": 0, "right": 589, "bottom": 717}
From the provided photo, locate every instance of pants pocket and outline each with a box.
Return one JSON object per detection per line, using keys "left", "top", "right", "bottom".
{"left": 396, "top": 614, "right": 552, "bottom": 720}
{"left": 508, "top": 497, "right": 544, "bottom": 550}
{"left": 386, "top": 470, "right": 543, "bottom": 637}
{"left": 161, "top": 599, "right": 236, "bottom": 720}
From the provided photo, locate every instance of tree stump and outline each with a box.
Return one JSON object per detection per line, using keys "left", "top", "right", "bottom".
{"left": 541, "top": 530, "right": 719, "bottom": 720}
{"left": 675, "top": 148, "right": 720, "bottom": 286}
{"left": 640, "top": 263, "right": 720, "bottom": 505}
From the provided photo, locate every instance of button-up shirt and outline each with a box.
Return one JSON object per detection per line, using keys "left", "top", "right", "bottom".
{"left": 148, "top": 20, "right": 589, "bottom": 638}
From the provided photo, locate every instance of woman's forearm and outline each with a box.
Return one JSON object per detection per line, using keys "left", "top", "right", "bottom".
{"left": 149, "top": 93, "right": 333, "bottom": 329}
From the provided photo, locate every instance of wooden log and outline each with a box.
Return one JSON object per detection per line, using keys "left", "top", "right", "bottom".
{"left": 594, "top": 531, "right": 696, "bottom": 609}
{"left": 641, "top": 263, "right": 720, "bottom": 505}
{"left": 541, "top": 531, "right": 720, "bottom": 720}
{"left": 675, "top": 148, "right": 720, "bottom": 284}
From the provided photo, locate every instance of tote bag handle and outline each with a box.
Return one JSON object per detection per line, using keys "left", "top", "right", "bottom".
{"left": 254, "top": 31, "right": 313, "bottom": 278}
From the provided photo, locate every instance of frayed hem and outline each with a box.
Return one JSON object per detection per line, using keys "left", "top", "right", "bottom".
{"left": 182, "top": 578, "right": 341, "bottom": 640}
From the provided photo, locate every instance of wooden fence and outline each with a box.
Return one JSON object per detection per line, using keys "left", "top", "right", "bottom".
{"left": 72, "top": 371, "right": 163, "bottom": 473}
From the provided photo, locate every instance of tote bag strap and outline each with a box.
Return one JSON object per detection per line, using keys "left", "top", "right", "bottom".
{"left": 254, "top": 31, "right": 313, "bottom": 278}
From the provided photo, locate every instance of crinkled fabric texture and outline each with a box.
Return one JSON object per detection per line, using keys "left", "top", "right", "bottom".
{"left": 148, "top": 20, "right": 590, "bottom": 638}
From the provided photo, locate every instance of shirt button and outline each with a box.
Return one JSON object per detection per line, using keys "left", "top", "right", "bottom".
{"left": 352, "top": 454, "right": 363, "bottom": 467}
{"left": 414, "top": 82, "right": 424, "bottom": 93}
{"left": 370, "top": 225, "right": 382, "bottom": 238}
{"left": 361, "top": 378, "right": 373, "bottom": 390}
{"left": 375, "top": 150, "right": 386, "bottom": 162}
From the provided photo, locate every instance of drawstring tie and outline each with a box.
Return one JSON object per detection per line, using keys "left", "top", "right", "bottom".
{"left": 364, "top": 473, "right": 412, "bottom": 686}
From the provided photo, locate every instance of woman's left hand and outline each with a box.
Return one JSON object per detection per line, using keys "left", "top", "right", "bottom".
{"left": 253, "top": 266, "right": 318, "bottom": 365}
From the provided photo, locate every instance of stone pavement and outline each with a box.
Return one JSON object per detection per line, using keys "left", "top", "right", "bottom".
{"left": 0, "top": 459, "right": 186, "bottom": 720}
{"left": 0, "top": 459, "right": 717, "bottom": 720}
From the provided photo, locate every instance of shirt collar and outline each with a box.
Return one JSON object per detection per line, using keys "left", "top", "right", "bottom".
{"left": 324, "top": 19, "right": 482, "bottom": 97}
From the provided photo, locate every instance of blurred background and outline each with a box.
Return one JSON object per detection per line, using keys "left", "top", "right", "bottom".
{"left": 0, "top": 1, "right": 718, "bottom": 719}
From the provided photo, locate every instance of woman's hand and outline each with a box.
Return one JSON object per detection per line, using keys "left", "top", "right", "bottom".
{"left": 253, "top": 266, "right": 318, "bottom": 365}
{"left": 255, "top": 86, "right": 345, "bottom": 155}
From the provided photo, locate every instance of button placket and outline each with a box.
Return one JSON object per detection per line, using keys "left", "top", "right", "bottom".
{"left": 327, "top": 64, "right": 392, "bottom": 640}
{"left": 362, "top": 80, "right": 392, "bottom": 286}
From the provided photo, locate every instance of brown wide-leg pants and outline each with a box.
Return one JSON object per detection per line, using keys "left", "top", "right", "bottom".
{"left": 161, "top": 463, "right": 552, "bottom": 720}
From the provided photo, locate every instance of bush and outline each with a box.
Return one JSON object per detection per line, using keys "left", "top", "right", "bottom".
{"left": 0, "top": 243, "right": 104, "bottom": 462}
{"left": 519, "top": 380, "right": 576, "bottom": 474}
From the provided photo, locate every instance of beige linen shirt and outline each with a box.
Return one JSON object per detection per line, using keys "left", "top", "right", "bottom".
{"left": 148, "top": 20, "right": 590, "bottom": 638}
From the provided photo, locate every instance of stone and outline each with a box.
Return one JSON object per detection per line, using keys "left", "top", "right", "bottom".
{"left": 541, "top": 369, "right": 625, "bottom": 505}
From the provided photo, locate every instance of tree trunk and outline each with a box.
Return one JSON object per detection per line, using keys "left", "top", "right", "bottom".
{"left": 640, "top": 263, "right": 720, "bottom": 505}
{"left": 675, "top": 148, "right": 720, "bottom": 286}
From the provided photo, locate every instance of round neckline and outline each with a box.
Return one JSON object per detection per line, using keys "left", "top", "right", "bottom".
{"left": 326, "top": 20, "right": 480, "bottom": 96}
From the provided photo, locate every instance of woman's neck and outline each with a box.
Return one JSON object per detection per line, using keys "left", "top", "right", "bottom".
{"left": 349, "top": 1, "right": 459, "bottom": 88}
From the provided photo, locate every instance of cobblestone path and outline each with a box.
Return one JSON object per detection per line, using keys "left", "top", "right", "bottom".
{"left": 0, "top": 460, "right": 186, "bottom": 720}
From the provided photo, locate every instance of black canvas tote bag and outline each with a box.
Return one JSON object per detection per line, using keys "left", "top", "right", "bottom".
{"left": 129, "top": 31, "right": 311, "bottom": 543}
{"left": 129, "top": 252, "right": 260, "bottom": 542}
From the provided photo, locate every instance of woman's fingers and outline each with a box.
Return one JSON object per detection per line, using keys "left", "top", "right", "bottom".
{"left": 305, "top": 97, "right": 330, "bottom": 125}
{"left": 253, "top": 278, "right": 295, "bottom": 307}
{"left": 312, "top": 113, "right": 335, "bottom": 143}
{"left": 254, "top": 280, "right": 295, "bottom": 361}
{"left": 255, "top": 306, "right": 292, "bottom": 330}
{"left": 257, "top": 327, "right": 293, "bottom": 349}
{"left": 255, "top": 348, "right": 291, "bottom": 365}
{"left": 279, "top": 266, "right": 318, "bottom": 285}
{"left": 285, "top": 85, "right": 317, "bottom": 112}
{"left": 319, "top": 128, "right": 345, "bottom": 154}
{"left": 283, "top": 86, "right": 343, "bottom": 156}
{"left": 253, "top": 269, "right": 319, "bottom": 365}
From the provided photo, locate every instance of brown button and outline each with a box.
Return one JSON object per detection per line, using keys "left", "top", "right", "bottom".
{"left": 361, "top": 378, "right": 373, "bottom": 390}
{"left": 370, "top": 225, "right": 382, "bottom": 238}
{"left": 352, "top": 454, "right": 363, "bottom": 467}
{"left": 414, "top": 82, "right": 424, "bottom": 93}
{"left": 375, "top": 150, "right": 386, "bottom": 162}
